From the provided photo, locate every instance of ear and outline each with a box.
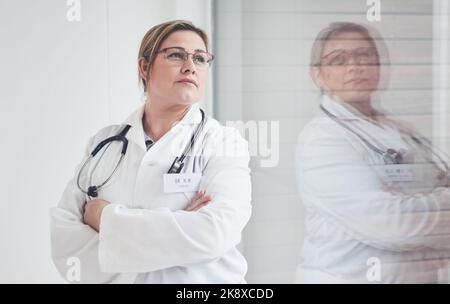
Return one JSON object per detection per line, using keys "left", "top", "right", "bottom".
{"left": 310, "top": 66, "right": 329, "bottom": 92}
{"left": 138, "top": 57, "right": 150, "bottom": 82}
{"left": 310, "top": 66, "right": 323, "bottom": 88}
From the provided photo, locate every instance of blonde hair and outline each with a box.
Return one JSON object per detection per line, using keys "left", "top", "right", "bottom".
{"left": 138, "top": 20, "right": 209, "bottom": 91}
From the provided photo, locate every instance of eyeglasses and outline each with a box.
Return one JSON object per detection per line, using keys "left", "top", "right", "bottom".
{"left": 317, "top": 47, "right": 379, "bottom": 67}
{"left": 155, "top": 47, "right": 214, "bottom": 69}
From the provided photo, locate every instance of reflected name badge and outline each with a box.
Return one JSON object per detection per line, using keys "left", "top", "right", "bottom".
{"left": 383, "top": 164, "right": 418, "bottom": 182}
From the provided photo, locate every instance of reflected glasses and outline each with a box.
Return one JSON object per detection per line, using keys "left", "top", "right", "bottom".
{"left": 317, "top": 47, "right": 379, "bottom": 67}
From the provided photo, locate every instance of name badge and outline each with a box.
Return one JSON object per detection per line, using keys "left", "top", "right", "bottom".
{"left": 383, "top": 164, "right": 418, "bottom": 182}
{"left": 163, "top": 173, "right": 202, "bottom": 193}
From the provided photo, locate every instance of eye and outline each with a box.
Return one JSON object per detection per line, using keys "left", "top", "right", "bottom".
{"left": 193, "top": 54, "right": 207, "bottom": 65}
{"left": 328, "top": 54, "right": 347, "bottom": 66}
{"left": 355, "top": 51, "right": 371, "bottom": 60}
{"left": 355, "top": 48, "right": 378, "bottom": 64}
{"left": 167, "top": 50, "right": 185, "bottom": 60}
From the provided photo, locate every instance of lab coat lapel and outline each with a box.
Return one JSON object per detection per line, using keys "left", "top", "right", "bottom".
{"left": 321, "top": 95, "right": 359, "bottom": 121}
{"left": 121, "top": 102, "right": 202, "bottom": 154}
{"left": 143, "top": 103, "right": 202, "bottom": 163}
{"left": 321, "top": 95, "right": 384, "bottom": 145}
{"left": 123, "top": 102, "right": 203, "bottom": 166}
{"left": 321, "top": 95, "right": 410, "bottom": 157}
{"left": 123, "top": 104, "right": 147, "bottom": 152}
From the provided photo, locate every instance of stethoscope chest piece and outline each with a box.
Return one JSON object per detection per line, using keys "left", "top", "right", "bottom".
{"left": 87, "top": 186, "right": 98, "bottom": 198}
{"left": 383, "top": 148, "right": 403, "bottom": 165}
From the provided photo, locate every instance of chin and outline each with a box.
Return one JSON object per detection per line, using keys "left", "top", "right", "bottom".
{"left": 175, "top": 95, "right": 199, "bottom": 106}
{"left": 339, "top": 90, "right": 374, "bottom": 103}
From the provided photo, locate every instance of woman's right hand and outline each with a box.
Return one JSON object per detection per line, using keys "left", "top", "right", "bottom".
{"left": 184, "top": 190, "right": 213, "bottom": 212}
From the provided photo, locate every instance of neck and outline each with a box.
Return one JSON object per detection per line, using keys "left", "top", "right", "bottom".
{"left": 344, "top": 99, "right": 376, "bottom": 120}
{"left": 143, "top": 97, "right": 191, "bottom": 141}
{"left": 351, "top": 101, "right": 373, "bottom": 115}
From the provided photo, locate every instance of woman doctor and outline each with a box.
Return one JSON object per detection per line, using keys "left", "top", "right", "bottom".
{"left": 51, "top": 20, "right": 252, "bottom": 283}
{"left": 296, "top": 22, "right": 450, "bottom": 283}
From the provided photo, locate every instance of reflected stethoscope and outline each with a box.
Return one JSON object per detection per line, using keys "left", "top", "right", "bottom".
{"left": 320, "top": 104, "right": 449, "bottom": 178}
{"left": 77, "top": 109, "right": 206, "bottom": 198}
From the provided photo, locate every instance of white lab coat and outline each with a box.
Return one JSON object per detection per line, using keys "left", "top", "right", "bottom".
{"left": 296, "top": 95, "right": 450, "bottom": 283}
{"left": 50, "top": 102, "right": 252, "bottom": 283}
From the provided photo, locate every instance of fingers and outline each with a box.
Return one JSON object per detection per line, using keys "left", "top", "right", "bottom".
{"left": 185, "top": 191, "right": 204, "bottom": 211}
{"left": 184, "top": 190, "right": 213, "bottom": 212}
{"left": 191, "top": 194, "right": 213, "bottom": 211}
{"left": 192, "top": 190, "right": 204, "bottom": 201}
{"left": 191, "top": 200, "right": 211, "bottom": 211}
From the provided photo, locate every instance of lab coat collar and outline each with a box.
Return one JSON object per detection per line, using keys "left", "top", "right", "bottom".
{"left": 123, "top": 102, "right": 202, "bottom": 151}
{"left": 321, "top": 94, "right": 385, "bottom": 122}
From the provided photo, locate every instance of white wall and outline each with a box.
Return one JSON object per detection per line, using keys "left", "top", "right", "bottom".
{"left": 214, "top": 0, "right": 449, "bottom": 283}
{"left": 0, "top": 0, "right": 212, "bottom": 283}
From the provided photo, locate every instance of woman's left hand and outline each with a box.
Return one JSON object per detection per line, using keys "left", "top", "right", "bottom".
{"left": 83, "top": 199, "right": 110, "bottom": 232}
{"left": 184, "top": 191, "right": 213, "bottom": 212}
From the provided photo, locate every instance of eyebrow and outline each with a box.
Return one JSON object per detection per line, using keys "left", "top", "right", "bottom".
{"left": 165, "top": 46, "right": 208, "bottom": 53}
{"left": 321, "top": 47, "right": 376, "bottom": 59}
{"left": 321, "top": 49, "right": 344, "bottom": 59}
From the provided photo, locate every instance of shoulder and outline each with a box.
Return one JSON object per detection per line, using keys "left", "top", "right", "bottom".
{"left": 86, "top": 124, "right": 126, "bottom": 148}
{"left": 297, "top": 115, "right": 343, "bottom": 146}
{"left": 205, "top": 117, "right": 247, "bottom": 142}
{"left": 202, "top": 116, "right": 249, "bottom": 157}
{"left": 383, "top": 115, "right": 423, "bottom": 137}
{"left": 296, "top": 115, "right": 365, "bottom": 164}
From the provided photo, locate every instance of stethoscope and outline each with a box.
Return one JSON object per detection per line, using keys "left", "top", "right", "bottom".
{"left": 320, "top": 104, "right": 449, "bottom": 179}
{"left": 77, "top": 109, "right": 206, "bottom": 198}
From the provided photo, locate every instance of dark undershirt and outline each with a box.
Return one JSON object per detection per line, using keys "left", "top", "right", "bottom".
{"left": 144, "top": 133, "right": 154, "bottom": 151}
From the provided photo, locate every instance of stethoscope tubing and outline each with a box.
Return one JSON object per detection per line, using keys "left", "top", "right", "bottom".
{"left": 77, "top": 109, "right": 206, "bottom": 198}
{"left": 320, "top": 104, "right": 450, "bottom": 172}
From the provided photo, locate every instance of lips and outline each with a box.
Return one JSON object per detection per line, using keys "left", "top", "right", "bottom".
{"left": 176, "top": 78, "right": 198, "bottom": 87}
{"left": 345, "top": 78, "right": 368, "bottom": 85}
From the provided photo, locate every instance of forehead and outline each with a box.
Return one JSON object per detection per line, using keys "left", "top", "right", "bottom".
{"left": 323, "top": 31, "right": 373, "bottom": 54}
{"left": 160, "top": 30, "right": 207, "bottom": 52}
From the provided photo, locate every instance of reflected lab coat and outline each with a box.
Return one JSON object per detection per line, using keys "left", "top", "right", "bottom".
{"left": 50, "top": 103, "right": 252, "bottom": 283}
{"left": 296, "top": 95, "right": 450, "bottom": 283}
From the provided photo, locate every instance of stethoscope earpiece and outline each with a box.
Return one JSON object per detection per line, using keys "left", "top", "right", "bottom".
{"left": 166, "top": 109, "right": 206, "bottom": 174}
{"left": 167, "top": 157, "right": 185, "bottom": 174}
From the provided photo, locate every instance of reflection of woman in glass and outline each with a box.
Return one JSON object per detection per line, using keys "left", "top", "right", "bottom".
{"left": 296, "top": 22, "right": 450, "bottom": 283}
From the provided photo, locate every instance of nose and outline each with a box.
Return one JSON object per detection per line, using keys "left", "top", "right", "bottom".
{"left": 181, "top": 55, "right": 197, "bottom": 75}
{"left": 347, "top": 54, "right": 359, "bottom": 67}
{"left": 346, "top": 56, "right": 363, "bottom": 74}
